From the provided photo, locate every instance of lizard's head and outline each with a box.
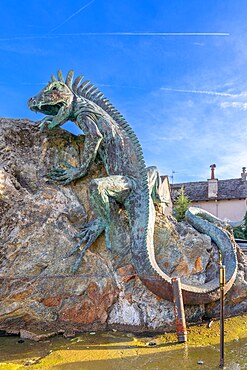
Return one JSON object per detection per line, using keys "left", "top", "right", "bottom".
{"left": 28, "top": 70, "right": 76, "bottom": 129}
{"left": 28, "top": 81, "right": 73, "bottom": 115}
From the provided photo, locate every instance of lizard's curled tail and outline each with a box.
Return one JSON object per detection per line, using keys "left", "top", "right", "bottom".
{"left": 130, "top": 204, "right": 238, "bottom": 304}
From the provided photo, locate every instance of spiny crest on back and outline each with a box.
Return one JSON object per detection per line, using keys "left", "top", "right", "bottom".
{"left": 51, "top": 69, "right": 133, "bottom": 134}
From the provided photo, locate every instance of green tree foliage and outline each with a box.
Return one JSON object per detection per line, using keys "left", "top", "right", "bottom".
{"left": 233, "top": 211, "right": 247, "bottom": 239}
{"left": 173, "top": 187, "right": 190, "bottom": 222}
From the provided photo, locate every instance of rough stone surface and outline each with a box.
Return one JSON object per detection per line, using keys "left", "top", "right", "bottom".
{"left": 20, "top": 329, "right": 56, "bottom": 341}
{"left": 0, "top": 119, "right": 246, "bottom": 334}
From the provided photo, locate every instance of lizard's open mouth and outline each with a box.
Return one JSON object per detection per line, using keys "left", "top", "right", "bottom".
{"left": 40, "top": 103, "right": 63, "bottom": 115}
{"left": 28, "top": 99, "right": 64, "bottom": 115}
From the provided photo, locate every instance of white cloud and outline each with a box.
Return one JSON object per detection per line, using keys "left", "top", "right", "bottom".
{"left": 193, "top": 42, "right": 205, "bottom": 47}
{"left": 125, "top": 82, "right": 247, "bottom": 182}
{"left": 215, "top": 147, "right": 247, "bottom": 179}
{"left": 220, "top": 101, "right": 247, "bottom": 111}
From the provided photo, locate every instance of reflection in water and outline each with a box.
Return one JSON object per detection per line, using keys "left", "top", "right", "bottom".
{"left": 0, "top": 332, "right": 246, "bottom": 369}
{"left": 183, "top": 342, "right": 188, "bottom": 362}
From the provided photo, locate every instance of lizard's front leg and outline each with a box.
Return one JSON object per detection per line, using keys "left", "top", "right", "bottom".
{"left": 47, "top": 115, "right": 103, "bottom": 185}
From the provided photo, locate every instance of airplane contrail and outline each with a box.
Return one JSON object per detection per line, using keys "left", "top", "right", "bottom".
{"left": 160, "top": 87, "right": 246, "bottom": 97}
{"left": 53, "top": 32, "right": 230, "bottom": 37}
{"left": 46, "top": 0, "right": 97, "bottom": 34}
{"left": 0, "top": 32, "right": 229, "bottom": 42}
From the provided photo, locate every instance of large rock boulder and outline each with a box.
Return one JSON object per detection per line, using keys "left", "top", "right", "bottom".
{"left": 0, "top": 118, "right": 246, "bottom": 335}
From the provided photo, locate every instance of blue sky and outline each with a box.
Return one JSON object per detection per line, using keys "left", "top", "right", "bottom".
{"left": 1, "top": 0, "right": 247, "bottom": 183}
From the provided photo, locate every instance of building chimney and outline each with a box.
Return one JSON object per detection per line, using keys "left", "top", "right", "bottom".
{"left": 241, "top": 167, "right": 247, "bottom": 181}
{"left": 208, "top": 164, "right": 218, "bottom": 198}
{"left": 210, "top": 164, "right": 216, "bottom": 179}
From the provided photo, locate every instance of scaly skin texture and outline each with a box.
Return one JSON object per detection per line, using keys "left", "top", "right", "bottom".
{"left": 28, "top": 70, "right": 237, "bottom": 304}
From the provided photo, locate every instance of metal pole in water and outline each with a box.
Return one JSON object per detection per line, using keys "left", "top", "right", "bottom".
{"left": 172, "top": 277, "right": 187, "bottom": 343}
{"left": 219, "top": 260, "right": 225, "bottom": 367}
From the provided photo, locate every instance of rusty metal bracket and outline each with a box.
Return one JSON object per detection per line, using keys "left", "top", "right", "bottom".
{"left": 172, "top": 277, "right": 187, "bottom": 342}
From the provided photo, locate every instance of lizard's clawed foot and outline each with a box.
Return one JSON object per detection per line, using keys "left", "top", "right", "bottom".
{"left": 36, "top": 116, "right": 53, "bottom": 132}
{"left": 47, "top": 161, "right": 83, "bottom": 185}
{"left": 66, "top": 219, "right": 105, "bottom": 273}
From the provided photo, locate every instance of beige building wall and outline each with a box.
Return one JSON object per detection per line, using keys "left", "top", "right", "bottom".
{"left": 160, "top": 176, "right": 173, "bottom": 215}
{"left": 192, "top": 199, "right": 247, "bottom": 222}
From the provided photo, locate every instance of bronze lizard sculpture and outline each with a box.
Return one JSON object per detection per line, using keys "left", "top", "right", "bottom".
{"left": 28, "top": 70, "right": 237, "bottom": 304}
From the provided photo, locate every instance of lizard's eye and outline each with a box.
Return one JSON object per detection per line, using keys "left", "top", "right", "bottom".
{"left": 51, "top": 86, "right": 57, "bottom": 91}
